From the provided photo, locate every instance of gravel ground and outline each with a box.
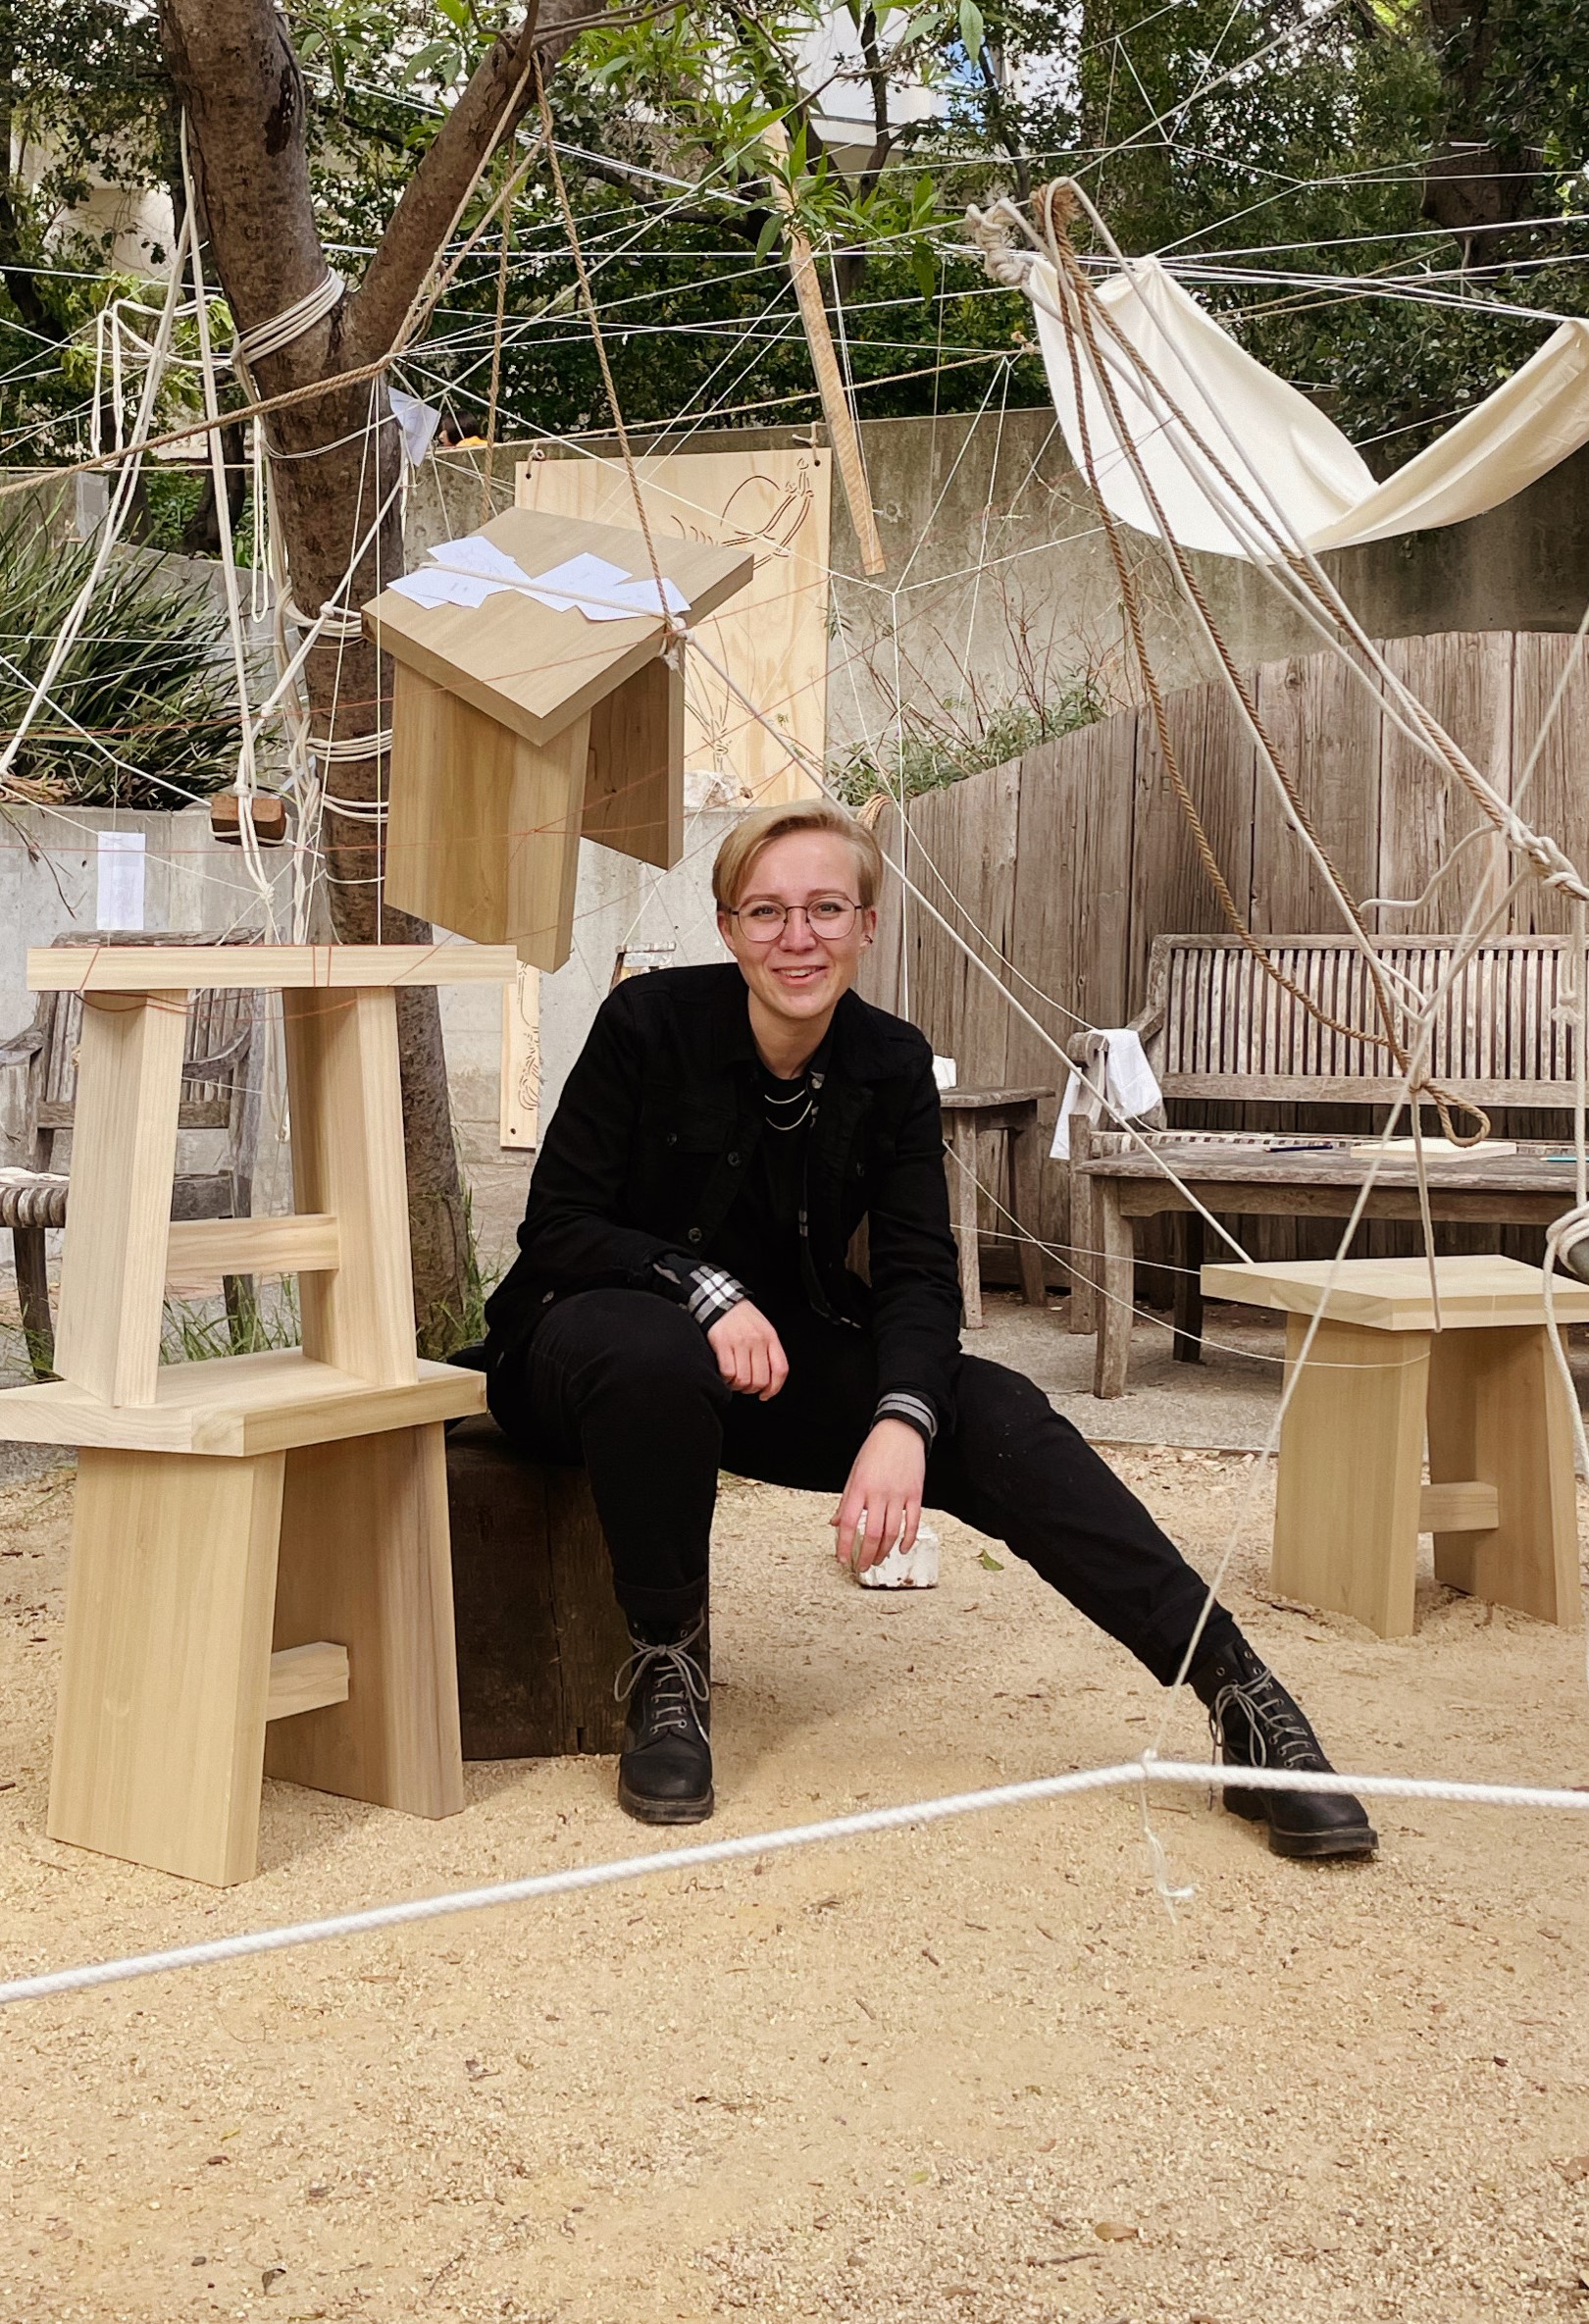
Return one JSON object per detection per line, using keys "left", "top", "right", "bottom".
{"left": 0, "top": 1438, "right": 1586, "bottom": 2324}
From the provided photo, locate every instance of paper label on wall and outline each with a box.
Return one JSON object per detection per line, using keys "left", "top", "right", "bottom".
{"left": 501, "top": 962, "right": 540, "bottom": 1149}
{"left": 96, "top": 829, "right": 145, "bottom": 929}
{"left": 517, "top": 448, "right": 831, "bottom": 805}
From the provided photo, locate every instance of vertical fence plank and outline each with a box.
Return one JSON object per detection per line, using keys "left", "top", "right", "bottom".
{"left": 1126, "top": 677, "right": 1256, "bottom": 1015}
{"left": 1250, "top": 648, "right": 1382, "bottom": 937}
{"left": 1510, "top": 634, "right": 1589, "bottom": 934}
{"left": 1376, "top": 633, "right": 1512, "bottom": 937}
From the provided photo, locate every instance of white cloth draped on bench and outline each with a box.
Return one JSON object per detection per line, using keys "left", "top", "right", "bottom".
{"left": 1026, "top": 253, "right": 1589, "bottom": 559}
{"left": 1051, "top": 1027, "right": 1163, "bottom": 1159}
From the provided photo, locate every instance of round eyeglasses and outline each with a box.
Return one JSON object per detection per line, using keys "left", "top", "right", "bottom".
{"left": 728, "top": 897, "right": 860, "bottom": 942}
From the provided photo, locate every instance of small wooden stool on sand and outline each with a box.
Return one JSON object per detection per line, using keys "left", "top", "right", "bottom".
{"left": 1204, "top": 1255, "right": 1589, "bottom": 1640}
{"left": 940, "top": 1087, "right": 1051, "bottom": 1329}
{"left": 0, "top": 943, "right": 513, "bottom": 1885}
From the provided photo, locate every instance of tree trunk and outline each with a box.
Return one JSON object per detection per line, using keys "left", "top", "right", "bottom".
{"left": 158, "top": 0, "right": 577, "bottom": 1356}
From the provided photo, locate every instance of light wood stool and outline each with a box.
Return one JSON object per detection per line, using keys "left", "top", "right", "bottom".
{"left": 0, "top": 943, "right": 514, "bottom": 1885}
{"left": 1203, "top": 1256, "right": 1589, "bottom": 1639}
{"left": 940, "top": 1087, "right": 1052, "bottom": 1329}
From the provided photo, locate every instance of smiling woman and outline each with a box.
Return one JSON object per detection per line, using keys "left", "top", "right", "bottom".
{"left": 481, "top": 799, "right": 1377, "bottom": 1864}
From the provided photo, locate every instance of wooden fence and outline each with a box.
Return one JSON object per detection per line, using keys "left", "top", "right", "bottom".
{"left": 859, "top": 631, "right": 1589, "bottom": 1282}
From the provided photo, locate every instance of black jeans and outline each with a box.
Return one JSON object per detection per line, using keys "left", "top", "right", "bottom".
{"left": 487, "top": 1290, "right": 1240, "bottom": 1686}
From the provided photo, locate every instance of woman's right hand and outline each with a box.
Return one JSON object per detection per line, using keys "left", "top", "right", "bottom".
{"left": 707, "top": 1301, "right": 789, "bottom": 1400}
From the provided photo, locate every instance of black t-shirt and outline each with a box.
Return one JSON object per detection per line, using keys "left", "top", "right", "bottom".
{"left": 708, "top": 1047, "right": 826, "bottom": 1314}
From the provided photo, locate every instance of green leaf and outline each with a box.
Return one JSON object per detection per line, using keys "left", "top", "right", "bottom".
{"left": 435, "top": 0, "right": 472, "bottom": 27}
{"left": 755, "top": 212, "right": 785, "bottom": 264}
{"left": 977, "top": 1547, "right": 1004, "bottom": 1572}
{"left": 958, "top": 0, "right": 985, "bottom": 58}
{"left": 912, "top": 238, "right": 936, "bottom": 300}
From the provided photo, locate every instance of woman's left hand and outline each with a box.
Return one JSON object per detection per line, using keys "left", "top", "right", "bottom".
{"left": 833, "top": 1419, "right": 927, "bottom": 1574}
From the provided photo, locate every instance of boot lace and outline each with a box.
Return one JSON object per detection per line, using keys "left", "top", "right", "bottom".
{"left": 1208, "top": 1669, "right": 1322, "bottom": 1774}
{"left": 615, "top": 1631, "right": 709, "bottom": 1744}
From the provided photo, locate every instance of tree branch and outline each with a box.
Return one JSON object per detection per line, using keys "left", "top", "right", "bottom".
{"left": 346, "top": 0, "right": 590, "bottom": 364}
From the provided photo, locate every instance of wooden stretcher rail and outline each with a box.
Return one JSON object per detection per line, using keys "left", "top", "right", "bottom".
{"left": 27, "top": 945, "right": 519, "bottom": 994}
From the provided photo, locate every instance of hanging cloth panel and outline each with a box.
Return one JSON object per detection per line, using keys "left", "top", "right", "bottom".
{"left": 1027, "top": 254, "right": 1589, "bottom": 560}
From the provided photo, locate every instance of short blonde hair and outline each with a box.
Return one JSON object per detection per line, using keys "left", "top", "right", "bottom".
{"left": 712, "top": 797, "right": 883, "bottom": 911}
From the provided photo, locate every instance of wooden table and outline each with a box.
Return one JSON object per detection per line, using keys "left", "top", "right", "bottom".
{"left": 1078, "top": 1133, "right": 1583, "bottom": 1397}
{"left": 1203, "top": 1255, "right": 1589, "bottom": 1639}
{"left": 940, "top": 1086, "right": 1051, "bottom": 1328}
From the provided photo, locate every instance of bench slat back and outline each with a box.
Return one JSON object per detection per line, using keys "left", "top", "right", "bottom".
{"left": 1151, "top": 935, "right": 1575, "bottom": 1107}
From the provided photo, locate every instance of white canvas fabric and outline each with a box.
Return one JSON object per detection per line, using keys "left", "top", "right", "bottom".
{"left": 1028, "top": 254, "right": 1589, "bottom": 559}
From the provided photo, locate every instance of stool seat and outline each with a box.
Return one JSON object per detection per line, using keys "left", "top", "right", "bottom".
{"left": 1206, "top": 1255, "right": 1586, "bottom": 1638}
{"left": 0, "top": 1350, "right": 484, "bottom": 1456}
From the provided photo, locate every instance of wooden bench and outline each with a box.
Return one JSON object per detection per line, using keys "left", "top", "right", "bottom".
{"left": 1067, "top": 934, "right": 1584, "bottom": 1397}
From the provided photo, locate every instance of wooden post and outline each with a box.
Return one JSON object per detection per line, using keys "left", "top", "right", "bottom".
{"left": 765, "top": 124, "right": 887, "bottom": 578}
{"left": 1272, "top": 1314, "right": 1429, "bottom": 1638}
{"left": 53, "top": 991, "right": 188, "bottom": 1407}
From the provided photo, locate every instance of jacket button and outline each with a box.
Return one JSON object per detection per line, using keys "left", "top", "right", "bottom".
{"left": 663, "top": 1130, "right": 677, "bottom": 1147}
{"left": 687, "top": 1226, "right": 703, "bottom": 1244}
{"left": 727, "top": 1150, "right": 742, "bottom": 1167}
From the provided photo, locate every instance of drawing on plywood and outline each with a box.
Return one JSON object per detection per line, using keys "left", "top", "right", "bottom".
{"left": 516, "top": 448, "right": 831, "bottom": 805}
{"left": 500, "top": 962, "right": 540, "bottom": 1149}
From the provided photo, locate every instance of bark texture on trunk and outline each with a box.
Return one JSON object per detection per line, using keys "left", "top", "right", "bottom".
{"left": 157, "top": 0, "right": 581, "bottom": 1355}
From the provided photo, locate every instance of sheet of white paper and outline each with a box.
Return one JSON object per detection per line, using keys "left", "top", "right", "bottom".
{"left": 388, "top": 566, "right": 508, "bottom": 610}
{"left": 388, "top": 388, "right": 441, "bottom": 468}
{"left": 432, "top": 535, "right": 532, "bottom": 581}
{"left": 96, "top": 829, "right": 145, "bottom": 930}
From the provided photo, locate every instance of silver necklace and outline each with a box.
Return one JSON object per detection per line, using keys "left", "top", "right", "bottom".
{"left": 763, "top": 1075, "right": 813, "bottom": 1132}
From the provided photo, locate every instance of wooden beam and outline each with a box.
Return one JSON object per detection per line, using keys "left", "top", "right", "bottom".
{"left": 28, "top": 945, "right": 518, "bottom": 994}
{"left": 1418, "top": 1480, "right": 1500, "bottom": 1534}
{"left": 765, "top": 124, "right": 886, "bottom": 577}
{"left": 53, "top": 992, "right": 188, "bottom": 1409}
{"left": 266, "top": 1640, "right": 350, "bottom": 1721}
{"left": 165, "top": 1214, "right": 340, "bottom": 1292}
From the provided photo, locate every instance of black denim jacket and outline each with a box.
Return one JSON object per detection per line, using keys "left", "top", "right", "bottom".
{"left": 483, "top": 962, "right": 963, "bottom": 1426}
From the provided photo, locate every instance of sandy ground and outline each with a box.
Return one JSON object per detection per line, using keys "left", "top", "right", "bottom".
{"left": 0, "top": 1426, "right": 1587, "bottom": 2324}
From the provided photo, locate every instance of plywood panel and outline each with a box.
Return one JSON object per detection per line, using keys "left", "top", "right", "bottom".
{"left": 518, "top": 449, "right": 831, "bottom": 804}
{"left": 500, "top": 961, "right": 541, "bottom": 1148}
{"left": 1376, "top": 633, "right": 1512, "bottom": 936}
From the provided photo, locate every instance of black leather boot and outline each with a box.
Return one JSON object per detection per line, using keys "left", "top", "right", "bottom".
{"left": 615, "top": 1616, "right": 712, "bottom": 1826}
{"left": 1191, "top": 1636, "right": 1377, "bottom": 1861}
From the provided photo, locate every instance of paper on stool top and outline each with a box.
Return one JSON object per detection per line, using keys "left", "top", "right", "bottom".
{"left": 1051, "top": 1027, "right": 1162, "bottom": 1159}
{"left": 857, "top": 1525, "right": 940, "bottom": 1589}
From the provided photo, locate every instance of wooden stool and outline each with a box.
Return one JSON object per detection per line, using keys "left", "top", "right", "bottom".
{"left": 940, "top": 1087, "right": 1051, "bottom": 1328}
{"left": 1204, "top": 1255, "right": 1589, "bottom": 1639}
{"left": 447, "top": 1420, "right": 631, "bottom": 1757}
{"left": 0, "top": 943, "right": 514, "bottom": 1885}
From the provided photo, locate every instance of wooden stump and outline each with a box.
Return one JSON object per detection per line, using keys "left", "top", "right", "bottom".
{"left": 445, "top": 1416, "right": 633, "bottom": 1759}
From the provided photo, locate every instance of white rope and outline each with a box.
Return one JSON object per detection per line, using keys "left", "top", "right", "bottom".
{"left": 311, "top": 725, "right": 393, "bottom": 763}
{"left": 2, "top": 1757, "right": 1584, "bottom": 2012}
{"left": 233, "top": 270, "right": 346, "bottom": 370}
{"left": 281, "top": 595, "right": 365, "bottom": 643}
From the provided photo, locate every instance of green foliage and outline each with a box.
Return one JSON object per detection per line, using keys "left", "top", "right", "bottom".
{"left": 162, "top": 1282, "right": 301, "bottom": 1365}
{"left": 830, "top": 668, "right": 1104, "bottom": 805}
{"left": 0, "top": 515, "right": 242, "bottom": 804}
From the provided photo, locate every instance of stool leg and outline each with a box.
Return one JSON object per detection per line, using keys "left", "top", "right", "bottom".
{"left": 1272, "top": 1316, "right": 1428, "bottom": 1638}
{"left": 49, "top": 1448, "right": 285, "bottom": 1885}
{"left": 265, "top": 1424, "right": 465, "bottom": 1817}
{"left": 946, "top": 1118, "right": 983, "bottom": 1328}
{"left": 1426, "top": 1326, "right": 1581, "bottom": 1628}
{"left": 1093, "top": 1180, "right": 1135, "bottom": 1398}
{"left": 1009, "top": 1117, "right": 1048, "bottom": 1308}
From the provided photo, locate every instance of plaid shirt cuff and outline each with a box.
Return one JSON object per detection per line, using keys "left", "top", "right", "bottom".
{"left": 684, "top": 1265, "right": 749, "bottom": 1330}
{"left": 873, "top": 1390, "right": 938, "bottom": 1447}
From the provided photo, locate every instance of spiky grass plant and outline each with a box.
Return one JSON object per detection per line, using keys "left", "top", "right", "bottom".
{"left": 0, "top": 514, "right": 243, "bottom": 806}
